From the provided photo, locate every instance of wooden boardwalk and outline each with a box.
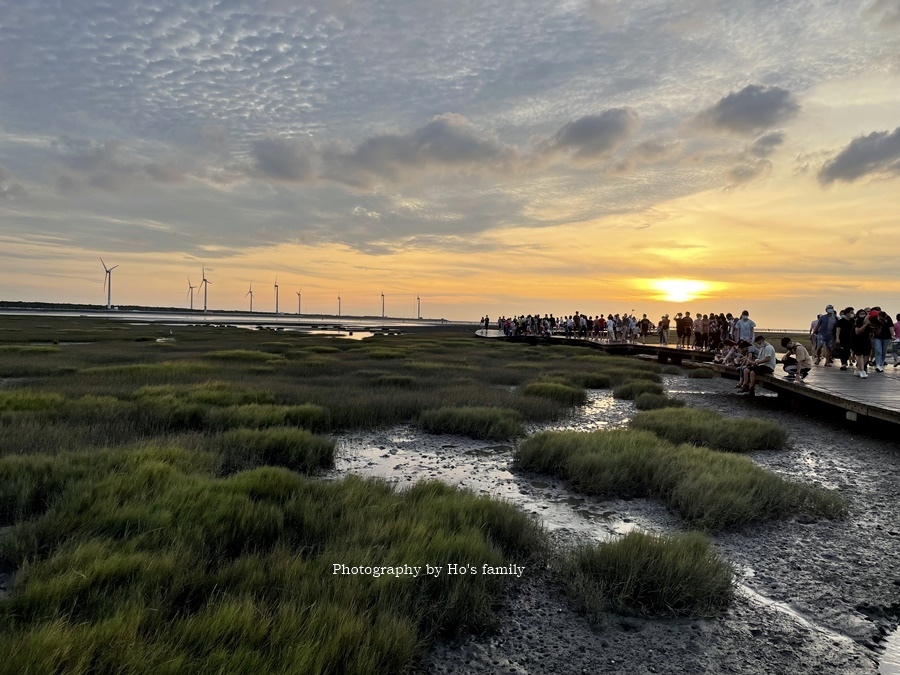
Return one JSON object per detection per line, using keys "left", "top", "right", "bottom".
{"left": 475, "top": 330, "right": 900, "bottom": 428}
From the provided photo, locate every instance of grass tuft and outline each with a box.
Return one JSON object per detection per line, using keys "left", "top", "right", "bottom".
{"left": 630, "top": 408, "right": 788, "bottom": 452}
{"left": 417, "top": 407, "right": 523, "bottom": 440}
{"left": 562, "top": 531, "right": 734, "bottom": 618}
{"left": 215, "top": 427, "right": 335, "bottom": 475}
{"left": 515, "top": 429, "right": 846, "bottom": 530}
{"left": 521, "top": 382, "right": 587, "bottom": 406}
{"left": 633, "top": 393, "right": 686, "bottom": 410}
{"left": 612, "top": 381, "right": 664, "bottom": 400}
{"left": 687, "top": 368, "right": 717, "bottom": 379}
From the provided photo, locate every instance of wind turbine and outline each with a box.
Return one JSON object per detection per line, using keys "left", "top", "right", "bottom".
{"left": 246, "top": 283, "right": 254, "bottom": 312}
{"left": 296, "top": 289, "right": 302, "bottom": 315}
{"left": 274, "top": 275, "right": 279, "bottom": 314}
{"left": 186, "top": 277, "right": 197, "bottom": 311}
{"left": 417, "top": 292, "right": 421, "bottom": 320}
{"left": 100, "top": 258, "right": 118, "bottom": 310}
{"left": 381, "top": 291, "right": 385, "bottom": 319}
{"left": 338, "top": 291, "right": 341, "bottom": 318}
{"left": 200, "top": 266, "right": 210, "bottom": 313}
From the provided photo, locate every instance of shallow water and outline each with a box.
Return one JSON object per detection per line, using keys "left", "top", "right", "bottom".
{"left": 334, "top": 390, "right": 673, "bottom": 542}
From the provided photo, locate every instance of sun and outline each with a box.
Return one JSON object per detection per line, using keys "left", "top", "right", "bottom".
{"left": 647, "top": 279, "right": 711, "bottom": 303}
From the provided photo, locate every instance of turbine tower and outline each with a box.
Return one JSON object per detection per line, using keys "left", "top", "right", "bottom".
{"left": 100, "top": 258, "right": 119, "bottom": 310}
{"left": 296, "top": 289, "right": 302, "bottom": 315}
{"left": 381, "top": 291, "right": 385, "bottom": 319}
{"left": 187, "top": 277, "right": 197, "bottom": 311}
{"left": 274, "top": 275, "right": 279, "bottom": 314}
{"left": 200, "top": 266, "right": 211, "bottom": 313}
{"left": 338, "top": 291, "right": 341, "bottom": 318}
{"left": 246, "top": 283, "right": 254, "bottom": 312}
{"left": 417, "top": 292, "right": 421, "bottom": 320}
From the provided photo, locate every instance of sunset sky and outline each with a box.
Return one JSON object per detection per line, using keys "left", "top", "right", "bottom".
{"left": 1, "top": 0, "right": 899, "bottom": 327}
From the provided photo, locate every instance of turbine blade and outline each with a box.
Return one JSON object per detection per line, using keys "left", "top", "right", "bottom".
{"left": 110, "top": 265, "right": 119, "bottom": 271}
{"left": 100, "top": 257, "right": 107, "bottom": 271}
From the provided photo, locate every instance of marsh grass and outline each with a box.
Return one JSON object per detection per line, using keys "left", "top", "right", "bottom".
{"left": 687, "top": 368, "right": 718, "bottom": 379}
{"left": 521, "top": 382, "right": 587, "bottom": 406}
{"left": 0, "top": 450, "right": 545, "bottom": 675}
{"left": 612, "top": 381, "right": 665, "bottom": 400}
{"left": 630, "top": 408, "right": 788, "bottom": 452}
{"left": 562, "top": 531, "right": 734, "bottom": 618}
{"left": 515, "top": 429, "right": 846, "bottom": 530}
{"left": 417, "top": 407, "right": 523, "bottom": 440}
{"left": 215, "top": 427, "right": 335, "bottom": 475}
{"left": 633, "top": 393, "right": 686, "bottom": 410}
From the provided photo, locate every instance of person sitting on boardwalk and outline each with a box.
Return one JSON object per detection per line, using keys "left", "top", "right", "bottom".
{"left": 780, "top": 337, "right": 812, "bottom": 381}
{"left": 893, "top": 313, "right": 900, "bottom": 368}
{"left": 738, "top": 335, "right": 776, "bottom": 396}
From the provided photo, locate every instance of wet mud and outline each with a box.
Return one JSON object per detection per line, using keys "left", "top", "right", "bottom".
{"left": 334, "top": 374, "right": 900, "bottom": 674}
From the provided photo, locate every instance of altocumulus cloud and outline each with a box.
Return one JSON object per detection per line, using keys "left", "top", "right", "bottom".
{"left": 695, "top": 85, "right": 799, "bottom": 134}
{"left": 818, "top": 127, "right": 900, "bottom": 184}
{"left": 321, "top": 114, "right": 517, "bottom": 189}
{"left": 251, "top": 137, "right": 316, "bottom": 183}
{"left": 540, "top": 108, "right": 640, "bottom": 161}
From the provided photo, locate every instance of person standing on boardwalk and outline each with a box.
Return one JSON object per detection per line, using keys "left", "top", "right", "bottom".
{"left": 814, "top": 305, "right": 839, "bottom": 366}
{"left": 781, "top": 337, "right": 812, "bottom": 380}
{"left": 853, "top": 309, "right": 877, "bottom": 378}
{"left": 893, "top": 313, "right": 900, "bottom": 368}
{"left": 836, "top": 307, "right": 856, "bottom": 371}
{"left": 736, "top": 311, "right": 756, "bottom": 343}
{"left": 873, "top": 308, "right": 893, "bottom": 372}
{"left": 659, "top": 314, "right": 670, "bottom": 345}
{"left": 809, "top": 315, "right": 821, "bottom": 361}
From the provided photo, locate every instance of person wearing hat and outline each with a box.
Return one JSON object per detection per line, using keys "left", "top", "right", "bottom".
{"left": 738, "top": 335, "right": 776, "bottom": 396}
{"left": 813, "top": 304, "right": 839, "bottom": 366}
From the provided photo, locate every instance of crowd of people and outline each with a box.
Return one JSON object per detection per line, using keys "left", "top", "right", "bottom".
{"left": 480, "top": 304, "right": 900, "bottom": 392}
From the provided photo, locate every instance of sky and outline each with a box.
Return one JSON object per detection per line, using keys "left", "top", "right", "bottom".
{"left": 1, "top": 0, "right": 899, "bottom": 326}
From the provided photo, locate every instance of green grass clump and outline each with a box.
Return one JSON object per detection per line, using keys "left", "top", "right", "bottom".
{"left": 80, "top": 362, "right": 213, "bottom": 377}
{"left": 373, "top": 374, "right": 418, "bottom": 388}
{"left": 203, "top": 350, "right": 283, "bottom": 362}
{"left": 514, "top": 429, "right": 846, "bottom": 530}
{"left": 630, "top": 408, "right": 788, "bottom": 452}
{"left": 358, "top": 348, "right": 407, "bottom": 360}
{"left": 612, "top": 381, "right": 664, "bottom": 400}
{"left": 687, "top": 368, "right": 717, "bottom": 379}
{"left": 0, "top": 451, "right": 544, "bottom": 675}
{"left": 563, "top": 532, "right": 734, "bottom": 618}
{"left": 215, "top": 427, "right": 335, "bottom": 475}
{"left": 602, "top": 367, "right": 662, "bottom": 383}
{"left": 572, "top": 373, "right": 613, "bottom": 389}
{"left": 633, "top": 393, "right": 685, "bottom": 410}
{"left": 661, "top": 365, "right": 684, "bottom": 375}
{"left": 206, "top": 404, "right": 331, "bottom": 432}
{"left": 521, "top": 382, "right": 587, "bottom": 406}
{"left": 417, "top": 407, "right": 523, "bottom": 440}
{"left": 0, "top": 391, "right": 64, "bottom": 412}
{"left": 0, "top": 345, "right": 60, "bottom": 353}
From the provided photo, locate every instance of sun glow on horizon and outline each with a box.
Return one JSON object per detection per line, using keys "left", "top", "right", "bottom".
{"left": 641, "top": 279, "right": 719, "bottom": 303}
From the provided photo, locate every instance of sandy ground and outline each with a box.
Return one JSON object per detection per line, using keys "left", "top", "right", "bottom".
{"left": 336, "top": 373, "right": 900, "bottom": 675}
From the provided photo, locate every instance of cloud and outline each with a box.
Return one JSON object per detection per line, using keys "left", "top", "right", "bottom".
{"left": 695, "top": 85, "right": 799, "bottom": 134}
{"left": 725, "top": 159, "right": 772, "bottom": 188}
{"left": 609, "top": 138, "right": 681, "bottom": 174}
{"left": 251, "top": 137, "right": 316, "bottom": 182}
{"left": 747, "top": 131, "right": 785, "bottom": 158}
{"left": 866, "top": 0, "right": 900, "bottom": 28}
{"left": 539, "top": 108, "right": 640, "bottom": 161}
{"left": 322, "top": 114, "right": 516, "bottom": 189}
{"left": 818, "top": 127, "right": 900, "bottom": 184}
{"left": 0, "top": 167, "right": 26, "bottom": 199}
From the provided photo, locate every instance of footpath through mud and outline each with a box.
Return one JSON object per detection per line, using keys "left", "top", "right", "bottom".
{"left": 334, "top": 373, "right": 900, "bottom": 675}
